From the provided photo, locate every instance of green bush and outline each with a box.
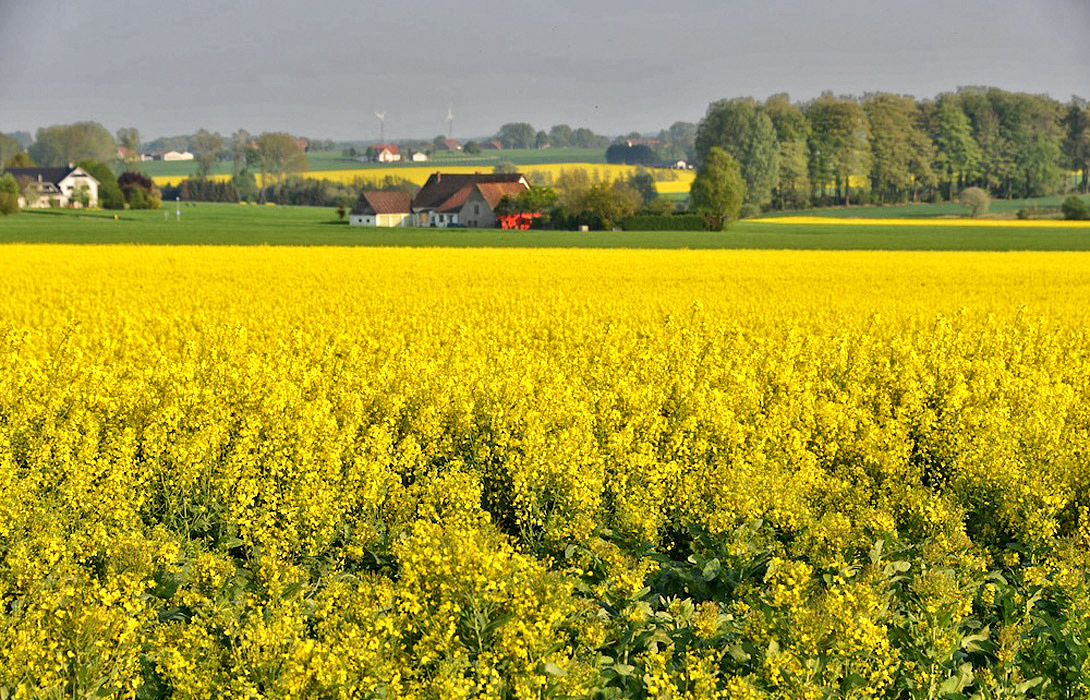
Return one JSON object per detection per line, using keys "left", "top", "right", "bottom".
{"left": 620, "top": 214, "right": 707, "bottom": 231}
{"left": 959, "top": 187, "right": 991, "bottom": 217}
{"left": 0, "top": 173, "right": 19, "bottom": 215}
{"left": 1061, "top": 195, "right": 1089, "bottom": 221}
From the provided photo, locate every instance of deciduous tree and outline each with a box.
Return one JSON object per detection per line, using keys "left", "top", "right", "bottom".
{"left": 695, "top": 98, "right": 779, "bottom": 208}
{"left": 29, "top": 122, "right": 116, "bottom": 166}
{"left": 931, "top": 96, "right": 982, "bottom": 200}
{"left": 496, "top": 123, "right": 536, "bottom": 150}
{"left": 763, "top": 95, "right": 810, "bottom": 209}
{"left": 690, "top": 146, "right": 745, "bottom": 230}
{"left": 116, "top": 127, "right": 141, "bottom": 169}
{"left": 0, "top": 134, "right": 21, "bottom": 166}
{"left": 192, "top": 129, "right": 224, "bottom": 179}
{"left": 1062, "top": 102, "right": 1090, "bottom": 193}
{"left": 806, "top": 95, "right": 870, "bottom": 205}
{"left": 864, "top": 93, "right": 936, "bottom": 203}
{"left": 0, "top": 173, "right": 19, "bottom": 215}
{"left": 254, "top": 132, "right": 307, "bottom": 191}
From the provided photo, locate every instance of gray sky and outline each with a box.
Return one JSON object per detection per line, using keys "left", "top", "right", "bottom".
{"left": 2, "top": 0, "right": 1089, "bottom": 142}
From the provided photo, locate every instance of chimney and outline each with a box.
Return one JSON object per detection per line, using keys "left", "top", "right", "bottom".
{"left": 37, "top": 174, "right": 42, "bottom": 183}
{"left": 436, "top": 172, "right": 441, "bottom": 182}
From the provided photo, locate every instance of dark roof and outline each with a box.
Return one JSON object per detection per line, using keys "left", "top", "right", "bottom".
{"left": 413, "top": 172, "right": 526, "bottom": 211}
{"left": 4, "top": 166, "right": 85, "bottom": 185}
{"left": 351, "top": 191, "right": 412, "bottom": 215}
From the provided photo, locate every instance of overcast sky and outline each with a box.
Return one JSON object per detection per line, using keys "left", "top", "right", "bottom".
{"left": 2, "top": 0, "right": 1089, "bottom": 142}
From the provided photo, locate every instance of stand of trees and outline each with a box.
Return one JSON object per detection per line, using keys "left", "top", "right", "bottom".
{"left": 495, "top": 123, "right": 612, "bottom": 150}
{"left": 694, "top": 88, "right": 1090, "bottom": 211}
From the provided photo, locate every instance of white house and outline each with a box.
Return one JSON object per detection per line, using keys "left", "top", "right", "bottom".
{"left": 348, "top": 191, "right": 413, "bottom": 227}
{"left": 162, "top": 151, "right": 194, "bottom": 161}
{"left": 410, "top": 151, "right": 429, "bottom": 162}
{"left": 6, "top": 166, "right": 100, "bottom": 208}
{"left": 358, "top": 144, "right": 402, "bottom": 163}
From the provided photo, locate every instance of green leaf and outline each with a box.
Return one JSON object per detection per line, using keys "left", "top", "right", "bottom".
{"left": 1014, "top": 677, "right": 1043, "bottom": 694}
{"left": 884, "top": 560, "right": 911, "bottom": 575}
{"left": 702, "top": 558, "right": 722, "bottom": 581}
{"left": 543, "top": 662, "right": 567, "bottom": 677}
{"left": 869, "top": 538, "right": 884, "bottom": 564}
{"left": 612, "top": 663, "right": 636, "bottom": 677}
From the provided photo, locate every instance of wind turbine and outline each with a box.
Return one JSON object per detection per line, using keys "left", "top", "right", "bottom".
{"left": 375, "top": 111, "right": 386, "bottom": 143}
{"left": 446, "top": 105, "right": 454, "bottom": 139}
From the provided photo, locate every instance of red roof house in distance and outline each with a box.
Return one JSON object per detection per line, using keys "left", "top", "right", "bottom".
{"left": 348, "top": 191, "right": 413, "bottom": 227}
{"left": 365, "top": 144, "right": 401, "bottom": 163}
{"left": 412, "top": 172, "right": 529, "bottom": 228}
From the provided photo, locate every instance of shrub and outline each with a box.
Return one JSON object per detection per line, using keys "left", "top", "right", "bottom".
{"left": 118, "top": 171, "right": 161, "bottom": 209}
{"left": 1061, "top": 195, "right": 1089, "bottom": 221}
{"left": 620, "top": 214, "right": 706, "bottom": 231}
{"left": 958, "top": 187, "right": 990, "bottom": 217}
{"left": 0, "top": 173, "right": 19, "bottom": 215}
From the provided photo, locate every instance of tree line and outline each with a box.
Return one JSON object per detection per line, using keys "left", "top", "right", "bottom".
{"left": 692, "top": 87, "right": 1090, "bottom": 212}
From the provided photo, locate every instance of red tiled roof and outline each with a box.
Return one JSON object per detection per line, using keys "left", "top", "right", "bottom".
{"left": 436, "top": 184, "right": 474, "bottom": 214}
{"left": 475, "top": 182, "right": 529, "bottom": 209}
{"left": 372, "top": 144, "right": 400, "bottom": 155}
{"left": 413, "top": 172, "right": 526, "bottom": 211}
{"left": 352, "top": 191, "right": 412, "bottom": 215}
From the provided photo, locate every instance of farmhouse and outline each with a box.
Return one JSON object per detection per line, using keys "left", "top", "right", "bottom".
{"left": 348, "top": 191, "right": 413, "bottom": 227}
{"left": 437, "top": 139, "right": 462, "bottom": 152}
{"left": 411, "top": 172, "right": 529, "bottom": 228}
{"left": 6, "top": 166, "right": 100, "bottom": 209}
{"left": 362, "top": 144, "right": 401, "bottom": 163}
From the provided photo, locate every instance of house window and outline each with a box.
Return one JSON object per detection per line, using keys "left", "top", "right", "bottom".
{"left": 474, "top": 204, "right": 480, "bottom": 215}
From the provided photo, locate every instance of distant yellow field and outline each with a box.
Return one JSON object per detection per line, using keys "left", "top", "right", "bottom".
{"left": 152, "top": 164, "right": 696, "bottom": 194}
{"left": 753, "top": 216, "right": 1090, "bottom": 228}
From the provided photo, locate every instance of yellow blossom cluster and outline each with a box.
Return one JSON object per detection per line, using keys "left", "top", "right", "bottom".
{"left": 0, "top": 246, "right": 1088, "bottom": 697}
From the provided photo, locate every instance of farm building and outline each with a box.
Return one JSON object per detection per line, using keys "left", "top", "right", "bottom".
{"left": 436, "top": 139, "right": 462, "bottom": 151}
{"left": 348, "top": 191, "right": 413, "bottom": 227}
{"left": 411, "top": 172, "right": 529, "bottom": 228}
{"left": 410, "top": 151, "right": 429, "bottom": 162}
{"left": 363, "top": 145, "right": 401, "bottom": 163}
{"left": 161, "top": 151, "right": 194, "bottom": 161}
{"left": 6, "top": 166, "right": 100, "bottom": 209}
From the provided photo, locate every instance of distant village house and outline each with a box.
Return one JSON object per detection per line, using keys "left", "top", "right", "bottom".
{"left": 361, "top": 144, "right": 401, "bottom": 163}
{"left": 6, "top": 166, "right": 100, "bottom": 209}
{"left": 161, "top": 150, "right": 194, "bottom": 161}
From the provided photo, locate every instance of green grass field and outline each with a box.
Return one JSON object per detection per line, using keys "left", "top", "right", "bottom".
{"left": 135, "top": 148, "right": 608, "bottom": 178}
{"left": 2, "top": 203, "right": 1089, "bottom": 249}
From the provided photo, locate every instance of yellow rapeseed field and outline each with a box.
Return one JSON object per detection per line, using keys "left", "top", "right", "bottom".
{"left": 151, "top": 164, "right": 695, "bottom": 194}
{"left": 1, "top": 246, "right": 1089, "bottom": 698}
